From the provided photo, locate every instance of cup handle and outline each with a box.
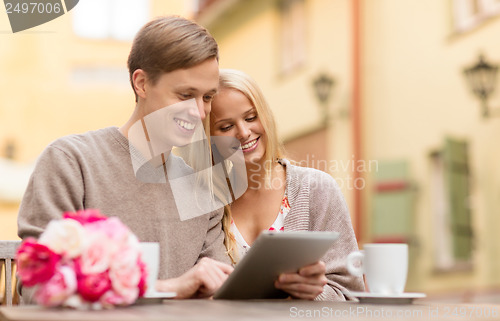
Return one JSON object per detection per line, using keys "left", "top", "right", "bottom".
{"left": 346, "top": 251, "right": 364, "bottom": 277}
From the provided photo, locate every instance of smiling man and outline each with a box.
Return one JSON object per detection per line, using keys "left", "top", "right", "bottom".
{"left": 17, "top": 16, "right": 233, "bottom": 301}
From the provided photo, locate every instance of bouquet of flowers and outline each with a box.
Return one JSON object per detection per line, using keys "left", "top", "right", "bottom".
{"left": 16, "top": 209, "right": 148, "bottom": 308}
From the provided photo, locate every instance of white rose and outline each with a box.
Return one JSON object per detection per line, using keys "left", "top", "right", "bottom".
{"left": 126, "top": 234, "right": 140, "bottom": 251}
{"left": 39, "top": 219, "right": 86, "bottom": 258}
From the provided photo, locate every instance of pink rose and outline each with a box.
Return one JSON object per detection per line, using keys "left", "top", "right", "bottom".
{"left": 100, "top": 290, "right": 127, "bottom": 308}
{"left": 34, "top": 266, "right": 77, "bottom": 307}
{"left": 63, "top": 209, "right": 107, "bottom": 225}
{"left": 79, "top": 234, "right": 114, "bottom": 275}
{"left": 16, "top": 238, "right": 60, "bottom": 286}
{"left": 109, "top": 246, "right": 141, "bottom": 304}
{"left": 137, "top": 257, "right": 148, "bottom": 297}
{"left": 86, "top": 217, "right": 131, "bottom": 245}
{"left": 77, "top": 271, "right": 112, "bottom": 302}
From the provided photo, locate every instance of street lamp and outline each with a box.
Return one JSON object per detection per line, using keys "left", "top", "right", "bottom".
{"left": 312, "top": 73, "right": 335, "bottom": 124}
{"left": 463, "top": 54, "right": 500, "bottom": 118}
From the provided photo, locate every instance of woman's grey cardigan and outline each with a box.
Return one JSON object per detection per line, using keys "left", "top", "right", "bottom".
{"left": 280, "top": 159, "right": 365, "bottom": 301}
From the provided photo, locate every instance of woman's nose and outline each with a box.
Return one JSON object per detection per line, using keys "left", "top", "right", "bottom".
{"left": 236, "top": 124, "right": 251, "bottom": 140}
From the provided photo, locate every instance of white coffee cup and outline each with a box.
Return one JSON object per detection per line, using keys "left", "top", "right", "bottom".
{"left": 139, "top": 242, "right": 160, "bottom": 297}
{"left": 346, "top": 243, "right": 408, "bottom": 295}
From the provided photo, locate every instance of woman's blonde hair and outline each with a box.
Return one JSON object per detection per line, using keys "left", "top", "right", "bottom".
{"left": 214, "top": 69, "right": 285, "bottom": 263}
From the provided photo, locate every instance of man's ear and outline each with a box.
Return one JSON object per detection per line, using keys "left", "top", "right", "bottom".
{"left": 132, "top": 69, "right": 148, "bottom": 100}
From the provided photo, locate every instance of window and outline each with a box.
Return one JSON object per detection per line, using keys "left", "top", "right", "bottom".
{"left": 371, "top": 160, "right": 415, "bottom": 243}
{"left": 430, "top": 137, "right": 473, "bottom": 270}
{"left": 452, "top": 0, "right": 500, "bottom": 32}
{"left": 72, "top": 0, "right": 149, "bottom": 41}
{"left": 278, "top": 0, "right": 306, "bottom": 74}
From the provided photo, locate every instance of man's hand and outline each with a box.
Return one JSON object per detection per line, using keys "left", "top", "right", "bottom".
{"left": 274, "top": 261, "right": 327, "bottom": 300}
{"left": 155, "top": 257, "right": 233, "bottom": 299}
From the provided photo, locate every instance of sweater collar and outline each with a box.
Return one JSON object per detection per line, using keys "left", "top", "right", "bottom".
{"left": 279, "top": 159, "right": 310, "bottom": 231}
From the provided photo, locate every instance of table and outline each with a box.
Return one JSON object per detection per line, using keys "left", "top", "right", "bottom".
{"left": 1, "top": 300, "right": 500, "bottom": 321}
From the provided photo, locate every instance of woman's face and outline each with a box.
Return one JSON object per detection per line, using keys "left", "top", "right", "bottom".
{"left": 211, "top": 88, "right": 267, "bottom": 167}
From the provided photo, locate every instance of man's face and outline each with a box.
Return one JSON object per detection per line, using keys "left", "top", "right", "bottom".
{"left": 140, "top": 58, "right": 219, "bottom": 121}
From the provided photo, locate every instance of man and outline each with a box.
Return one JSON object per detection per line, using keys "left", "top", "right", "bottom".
{"left": 18, "top": 16, "right": 232, "bottom": 300}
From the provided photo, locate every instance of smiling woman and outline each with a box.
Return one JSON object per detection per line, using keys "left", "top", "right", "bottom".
{"left": 211, "top": 88, "right": 267, "bottom": 165}
{"left": 210, "top": 69, "right": 365, "bottom": 301}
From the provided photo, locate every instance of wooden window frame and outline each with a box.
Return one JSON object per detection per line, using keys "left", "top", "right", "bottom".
{"left": 430, "top": 137, "right": 474, "bottom": 273}
{"left": 278, "top": 0, "right": 307, "bottom": 74}
{"left": 72, "top": 0, "right": 150, "bottom": 41}
{"left": 452, "top": 0, "right": 500, "bottom": 33}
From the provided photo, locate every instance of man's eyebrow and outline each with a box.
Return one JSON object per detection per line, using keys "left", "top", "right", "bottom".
{"left": 174, "top": 86, "right": 218, "bottom": 94}
{"left": 214, "top": 108, "right": 255, "bottom": 125}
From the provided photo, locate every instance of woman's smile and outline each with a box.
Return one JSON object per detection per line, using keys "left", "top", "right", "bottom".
{"left": 241, "top": 137, "right": 259, "bottom": 153}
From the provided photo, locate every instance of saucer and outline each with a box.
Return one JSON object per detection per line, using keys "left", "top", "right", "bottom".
{"left": 143, "top": 291, "right": 177, "bottom": 299}
{"left": 136, "top": 291, "right": 177, "bottom": 304}
{"left": 347, "top": 291, "right": 426, "bottom": 304}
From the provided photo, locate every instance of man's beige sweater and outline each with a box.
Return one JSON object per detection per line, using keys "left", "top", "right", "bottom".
{"left": 17, "top": 127, "right": 230, "bottom": 281}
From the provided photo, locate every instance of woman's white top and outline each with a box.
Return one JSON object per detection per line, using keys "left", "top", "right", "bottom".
{"left": 230, "top": 190, "right": 291, "bottom": 261}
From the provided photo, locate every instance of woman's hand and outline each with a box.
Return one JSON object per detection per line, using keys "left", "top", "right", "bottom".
{"left": 274, "top": 261, "right": 327, "bottom": 300}
{"left": 155, "top": 257, "right": 233, "bottom": 299}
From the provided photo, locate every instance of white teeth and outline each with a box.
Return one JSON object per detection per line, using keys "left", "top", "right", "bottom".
{"left": 241, "top": 139, "right": 257, "bottom": 150}
{"left": 176, "top": 119, "right": 195, "bottom": 130}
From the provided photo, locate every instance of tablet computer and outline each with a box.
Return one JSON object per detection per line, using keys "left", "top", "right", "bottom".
{"left": 213, "top": 230, "right": 339, "bottom": 300}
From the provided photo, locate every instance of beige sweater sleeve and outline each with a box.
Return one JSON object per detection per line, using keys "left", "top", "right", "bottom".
{"left": 18, "top": 145, "right": 85, "bottom": 239}
{"left": 199, "top": 207, "right": 232, "bottom": 265}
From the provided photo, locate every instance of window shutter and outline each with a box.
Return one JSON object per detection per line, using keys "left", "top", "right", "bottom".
{"left": 443, "top": 137, "right": 473, "bottom": 261}
{"left": 372, "top": 160, "right": 414, "bottom": 242}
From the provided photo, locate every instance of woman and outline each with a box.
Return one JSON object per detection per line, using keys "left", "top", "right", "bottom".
{"left": 210, "top": 69, "right": 364, "bottom": 301}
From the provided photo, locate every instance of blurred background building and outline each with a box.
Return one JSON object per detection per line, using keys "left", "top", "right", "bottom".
{"left": 1, "top": 0, "right": 499, "bottom": 301}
